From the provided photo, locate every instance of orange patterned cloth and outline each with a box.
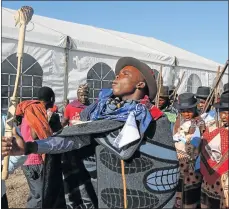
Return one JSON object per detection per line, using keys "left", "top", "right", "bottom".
{"left": 16, "top": 100, "right": 52, "bottom": 139}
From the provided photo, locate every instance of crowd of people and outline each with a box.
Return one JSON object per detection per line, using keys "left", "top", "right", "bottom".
{"left": 1, "top": 56, "right": 229, "bottom": 209}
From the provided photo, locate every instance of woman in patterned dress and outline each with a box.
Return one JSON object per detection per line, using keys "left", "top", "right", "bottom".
{"left": 200, "top": 92, "right": 229, "bottom": 209}
{"left": 173, "top": 93, "right": 206, "bottom": 208}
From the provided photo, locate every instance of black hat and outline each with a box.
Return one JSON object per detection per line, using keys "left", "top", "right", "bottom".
{"left": 174, "top": 93, "right": 198, "bottom": 110}
{"left": 159, "top": 86, "right": 169, "bottom": 98}
{"left": 213, "top": 92, "right": 229, "bottom": 109}
{"left": 195, "top": 86, "right": 211, "bottom": 99}
{"left": 115, "top": 57, "right": 157, "bottom": 100}
{"left": 223, "top": 83, "right": 229, "bottom": 94}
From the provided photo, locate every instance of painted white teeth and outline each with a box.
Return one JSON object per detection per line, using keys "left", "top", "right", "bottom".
{"left": 145, "top": 167, "right": 180, "bottom": 192}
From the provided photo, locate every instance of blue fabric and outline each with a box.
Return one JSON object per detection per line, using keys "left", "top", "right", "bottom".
{"left": 170, "top": 123, "right": 174, "bottom": 132}
{"left": 190, "top": 127, "right": 201, "bottom": 148}
{"left": 16, "top": 126, "right": 22, "bottom": 137}
{"left": 195, "top": 155, "right": 200, "bottom": 171}
{"left": 1, "top": 114, "right": 7, "bottom": 136}
{"left": 81, "top": 89, "right": 152, "bottom": 134}
{"left": 190, "top": 127, "right": 201, "bottom": 171}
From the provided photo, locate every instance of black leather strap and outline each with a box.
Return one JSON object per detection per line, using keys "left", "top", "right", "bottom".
{"left": 24, "top": 142, "right": 38, "bottom": 155}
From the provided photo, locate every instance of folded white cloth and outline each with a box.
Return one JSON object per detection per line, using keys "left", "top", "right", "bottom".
{"left": 113, "top": 112, "right": 140, "bottom": 149}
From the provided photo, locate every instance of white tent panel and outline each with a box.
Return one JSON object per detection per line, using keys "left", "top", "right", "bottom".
{"left": 106, "top": 29, "right": 223, "bottom": 71}
{"left": 2, "top": 8, "right": 175, "bottom": 66}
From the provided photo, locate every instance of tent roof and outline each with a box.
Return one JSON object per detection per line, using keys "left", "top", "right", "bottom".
{"left": 2, "top": 7, "right": 223, "bottom": 71}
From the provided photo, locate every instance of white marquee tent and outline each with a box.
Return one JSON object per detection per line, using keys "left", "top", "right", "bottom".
{"left": 1, "top": 7, "right": 227, "bottom": 111}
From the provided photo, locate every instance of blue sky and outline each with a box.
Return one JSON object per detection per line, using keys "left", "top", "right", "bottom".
{"left": 2, "top": 1, "right": 228, "bottom": 64}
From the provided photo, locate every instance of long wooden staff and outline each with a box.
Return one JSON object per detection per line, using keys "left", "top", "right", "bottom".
{"left": 214, "top": 66, "right": 221, "bottom": 103}
{"left": 208, "top": 66, "right": 221, "bottom": 111}
{"left": 214, "top": 66, "right": 221, "bottom": 127}
{"left": 202, "top": 60, "right": 228, "bottom": 114}
{"left": 155, "top": 66, "right": 163, "bottom": 108}
{"left": 169, "top": 71, "right": 185, "bottom": 107}
{"left": 2, "top": 6, "right": 34, "bottom": 180}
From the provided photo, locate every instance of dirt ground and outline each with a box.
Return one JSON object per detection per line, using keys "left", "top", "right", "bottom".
{"left": 5, "top": 168, "right": 29, "bottom": 208}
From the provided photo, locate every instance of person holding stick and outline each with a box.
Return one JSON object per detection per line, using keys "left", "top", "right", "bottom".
{"left": 196, "top": 86, "right": 216, "bottom": 128}
{"left": 200, "top": 92, "right": 229, "bottom": 209}
{"left": 2, "top": 57, "right": 180, "bottom": 209}
{"left": 172, "top": 93, "right": 206, "bottom": 208}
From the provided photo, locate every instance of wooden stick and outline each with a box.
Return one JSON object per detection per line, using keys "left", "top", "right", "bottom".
{"left": 170, "top": 71, "right": 185, "bottom": 107}
{"left": 214, "top": 66, "right": 221, "bottom": 103}
{"left": 155, "top": 66, "right": 163, "bottom": 108}
{"left": 214, "top": 66, "right": 221, "bottom": 127}
{"left": 2, "top": 6, "right": 34, "bottom": 180}
{"left": 121, "top": 160, "right": 127, "bottom": 209}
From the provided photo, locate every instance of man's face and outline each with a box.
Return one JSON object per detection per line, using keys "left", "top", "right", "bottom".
{"left": 112, "top": 66, "right": 144, "bottom": 98}
{"left": 181, "top": 108, "right": 195, "bottom": 121}
{"left": 158, "top": 97, "right": 168, "bottom": 110}
{"left": 77, "top": 92, "right": 89, "bottom": 105}
{"left": 219, "top": 110, "right": 229, "bottom": 127}
{"left": 197, "top": 99, "right": 206, "bottom": 112}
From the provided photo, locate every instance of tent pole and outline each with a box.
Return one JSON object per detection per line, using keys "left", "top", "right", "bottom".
{"left": 63, "top": 36, "right": 71, "bottom": 103}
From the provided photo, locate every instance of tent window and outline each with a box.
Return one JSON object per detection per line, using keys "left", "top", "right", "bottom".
{"left": 1, "top": 53, "right": 43, "bottom": 113}
{"left": 187, "top": 74, "right": 202, "bottom": 93}
{"left": 87, "top": 62, "right": 115, "bottom": 103}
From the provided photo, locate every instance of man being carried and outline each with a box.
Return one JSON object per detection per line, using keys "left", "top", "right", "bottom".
{"left": 2, "top": 57, "right": 180, "bottom": 209}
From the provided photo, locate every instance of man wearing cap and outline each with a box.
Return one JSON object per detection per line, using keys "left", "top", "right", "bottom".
{"left": 2, "top": 57, "right": 179, "bottom": 209}
{"left": 196, "top": 86, "right": 216, "bottom": 128}
{"left": 200, "top": 92, "right": 229, "bottom": 209}
{"left": 62, "top": 83, "right": 90, "bottom": 127}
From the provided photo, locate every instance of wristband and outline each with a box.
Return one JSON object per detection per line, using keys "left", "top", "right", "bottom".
{"left": 24, "top": 142, "right": 38, "bottom": 155}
